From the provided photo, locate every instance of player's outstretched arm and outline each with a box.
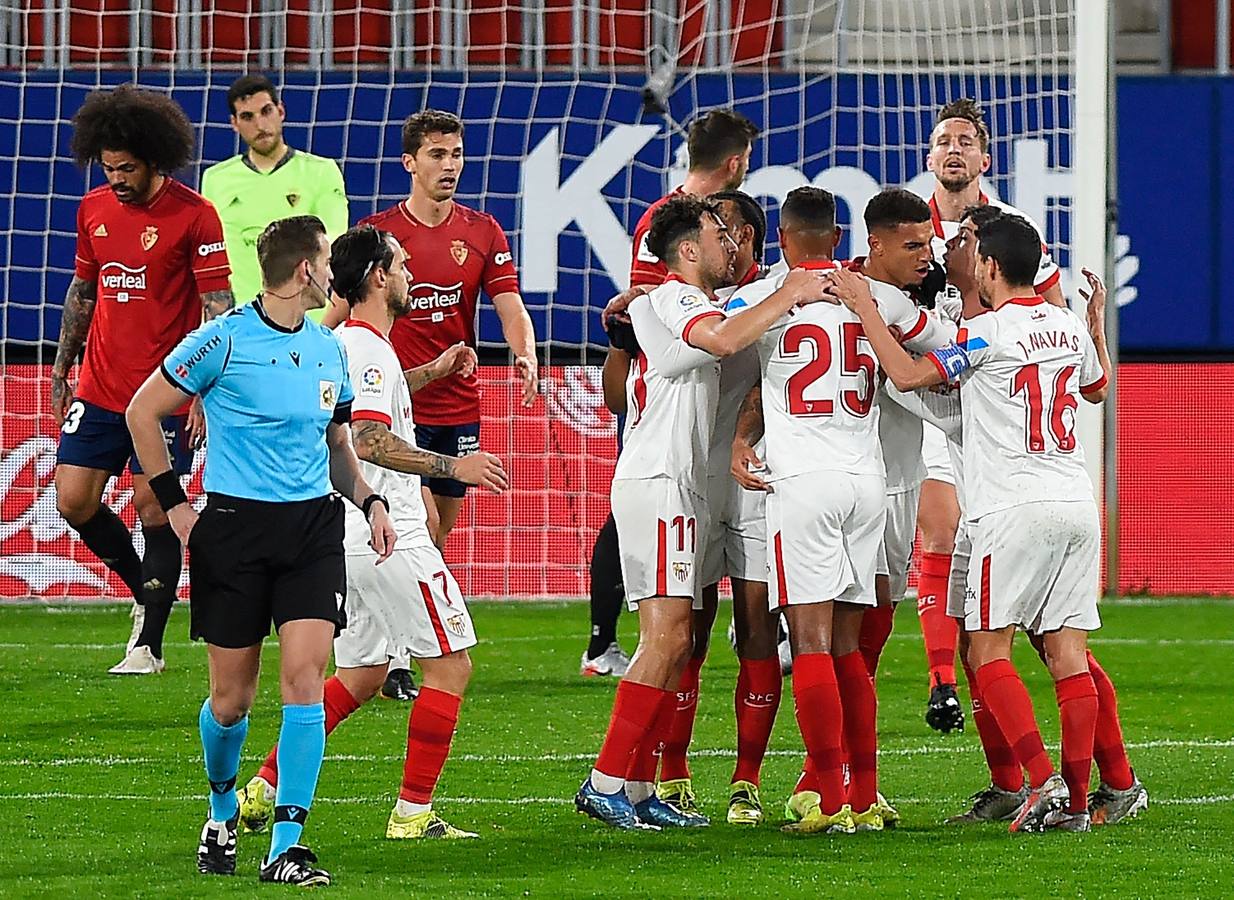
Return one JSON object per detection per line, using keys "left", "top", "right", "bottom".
{"left": 351, "top": 418, "right": 508, "bottom": 494}
{"left": 50, "top": 276, "right": 98, "bottom": 426}
{"left": 404, "top": 341, "right": 478, "bottom": 394}
{"left": 688, "top": 268, "right": 832, "bottom": 358}
{"left": 731, "top": 383, "right": 770, "bottom": 492}
{"left": 201, "top": 288, "right": 235, "bottom": 322}
{"left": 1078, "top": 267, "right": 1111, "bottom": 404}
{"left": 126, "top": 371, "right": 197, "bottom": 543}
{"left": 825, "top": 269, "right": 944, "bottom": 391}
{"left": 493, "top": 291, "right": 538, "bottom": 407}
{"left": 327, "top": 420, "right": 396, "bottom": 562}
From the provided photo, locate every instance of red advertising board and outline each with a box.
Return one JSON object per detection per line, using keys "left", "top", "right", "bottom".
{"left": 1, "top": 363, "right": 1231, "bottom": 600}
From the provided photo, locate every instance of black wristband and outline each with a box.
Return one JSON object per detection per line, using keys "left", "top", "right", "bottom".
{"left": 361, "top": 493, "right": 389, "bottom": 520}
{"left": 149, "top": 470, "right": 188, "bottom": 512}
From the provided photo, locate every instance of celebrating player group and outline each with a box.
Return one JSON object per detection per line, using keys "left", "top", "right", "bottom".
{"left": 576, "top": 101, "right": 1147, "bottom": 837}
{"left": 50, "top": 77, "right": 1147, "bottom": 887}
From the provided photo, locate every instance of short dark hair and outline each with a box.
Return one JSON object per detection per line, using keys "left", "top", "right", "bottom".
{"left": 227, "top": 74, "right": 280, "bottom": 115}
{"left": 711, "top": 190, "right": 767, "bottom": 262}
{"left": 646, "top": 195, "right": 720, "bottom": 266}
{"left": 402, "top": 109, "right": 464, "bottom": 156}
{"left": 975, "top": 214, "right": 1041, "bottom": 287}
{"left": 70, "top": 85, "right": 194, "bottom": 171}
{"left": 935, "top": 98, "right": 990, "bottom": 152}
{"left": 257, "top": 215, "right": 328, "bottom": 288}
{"left": 330, "top": 225, "right": 397, "bottom": 305}
{"left": 960, "top": 203, "right": 1004, "bottom": 229}
{"left": 780, "top": 186, "right": 837, "bottom": 233}
{"left": 687, "top": 108, "right": 759, "bottom": 172}
{"left": 864, "top": 188, "right": 932, "bottom": 232}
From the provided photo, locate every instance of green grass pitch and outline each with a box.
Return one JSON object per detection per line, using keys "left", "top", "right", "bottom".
{"left": 0, "top": 599, "right": 1230, "bottom": 898}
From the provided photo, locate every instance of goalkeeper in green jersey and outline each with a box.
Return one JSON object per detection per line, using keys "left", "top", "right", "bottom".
{"left": 201, "top": 74, "right": 349, "bottom": 322}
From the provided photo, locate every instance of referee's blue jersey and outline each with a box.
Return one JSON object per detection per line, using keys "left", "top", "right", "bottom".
{"left": 161, "top": 299, "right": 354, "bottom": 502}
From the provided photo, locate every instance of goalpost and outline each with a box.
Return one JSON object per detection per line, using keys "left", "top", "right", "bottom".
{"left": 0, "top": 1, "right": 1112, "bottom": 600}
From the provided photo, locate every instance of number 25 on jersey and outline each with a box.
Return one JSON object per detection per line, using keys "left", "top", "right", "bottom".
{"left": 780, "top": 322, "right": 876, "bottom": 418}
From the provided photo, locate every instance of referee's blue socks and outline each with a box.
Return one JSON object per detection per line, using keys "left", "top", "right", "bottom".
{"left": 269, "top": 702, "right": 326, "bottom": 860}
{"left": 198, "top": 698, "right": 248, "bottom": 823}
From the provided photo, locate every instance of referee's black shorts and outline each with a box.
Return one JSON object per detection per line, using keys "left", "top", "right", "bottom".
{"left": 188, "top": 493, "right": 347, "bottom": 649}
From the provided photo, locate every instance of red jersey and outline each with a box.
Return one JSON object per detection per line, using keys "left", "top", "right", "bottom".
{"left": 629, "top": 187, "right": 685, "bottom": 287}
{"left": 73, "top": 179, "right": 230, "bottom": 413}
{"left": 360, "top": 200, "right": 519, "bottom": 424}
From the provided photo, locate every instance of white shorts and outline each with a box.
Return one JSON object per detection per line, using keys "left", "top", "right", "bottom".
{"left": 876, "top": 485, "right": 921, "bottom": 602}
{"left": 765, "top": 471, "right": 885, "bottom": 610}
{"left": 965, "top": 501, "right": 1101, "bottom": 635}
{"left": 921, "top": 423, "right": 955, "bottom": 485}
{"left": 701, "top": 474, "right": 767, "bottom": 587}
{"left": 611, "top": 476, "right": 709, "bottom": 610}
{"left": 946, "top": 522, "right": 971, "bottom": 619}
{"left": 334, "top": 543, "right": 476, "bottom": 668}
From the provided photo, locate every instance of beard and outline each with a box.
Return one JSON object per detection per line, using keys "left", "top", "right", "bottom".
{"left": 937, "top": 169, "right": 977, "bottom": 192}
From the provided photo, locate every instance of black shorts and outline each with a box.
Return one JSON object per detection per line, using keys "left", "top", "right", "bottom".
{"left": 56, "top": 397, "right": 192, "bottom": 476}
{"left": 188, "top": 493, "right": 347, "bottom": 649}
{"left": 414, "top": 421, "right": 480, "bottom": 498}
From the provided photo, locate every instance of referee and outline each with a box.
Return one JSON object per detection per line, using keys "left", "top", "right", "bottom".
{"left": 201, "top": 74, "right": 349, "bottom": 322}
{"left": 126, "top": 215, "right": 395, "bottom": 886}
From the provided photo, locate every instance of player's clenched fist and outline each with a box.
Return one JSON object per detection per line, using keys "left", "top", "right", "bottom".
{"left": 453, "top": 451, "right": 508, "bottom": 493}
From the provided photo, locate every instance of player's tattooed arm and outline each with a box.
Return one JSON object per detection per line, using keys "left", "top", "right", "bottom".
{"left": 201, "top": 289, "right": 235, "bottom": 321}
{"left": 50, "top": 276, "right": 98, "bottom": 425}
{"left": 731, "top": 383, "right": 770, "bottom": 493}
{"left": 403, "top": 342, "right": 477, "bottom": 394}
{"left": 326, "top": 420, "right": 396, "bottom": 562}
{"left": 352, "top": 419, "right": 508, "bottom": 492}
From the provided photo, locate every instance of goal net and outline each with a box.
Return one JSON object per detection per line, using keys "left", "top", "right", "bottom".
{"left": 0, "top": 1, "right": 1080, "bottom": 600}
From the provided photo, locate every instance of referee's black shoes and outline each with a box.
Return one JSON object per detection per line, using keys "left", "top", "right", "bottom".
{"left": 197, "top": 814, "right": 238, "bottom": 875}
{"left": 381, "top": 667, "right": 418, "bottom": 702}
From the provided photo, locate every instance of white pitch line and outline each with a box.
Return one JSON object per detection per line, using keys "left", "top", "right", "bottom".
{"left": 3, "top": 737, "right": 1231, "bottom": 770}
{"left": 0, "top": 791, "right": 1226, "bottom": 808}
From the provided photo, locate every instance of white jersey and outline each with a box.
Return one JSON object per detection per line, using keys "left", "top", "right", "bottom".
{"left": 709, "top": 265, "right": 771, "bottom": 476}
{"left": 336, "top": 319, "right": 434, "bottom": 553}
{"left": 928, "top": 297, "right": 1106, "bottom": 522}
{"left": 725, "top": 261, "right": 954, "bottom": 482}
{"left": 615, "top": 278, "right": 721, "bottom": 490}
{"left": 929, "top": 193, "right": 1061, "bottom": 298}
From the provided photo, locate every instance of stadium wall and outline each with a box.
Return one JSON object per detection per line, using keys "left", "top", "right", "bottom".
{"left": 2, "top": 363, "right": 1231, "bottom": 600}
{"left": 3, "top": 72, "right": 1226, "bottom": 354}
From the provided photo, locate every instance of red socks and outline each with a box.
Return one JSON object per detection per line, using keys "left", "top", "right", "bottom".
{"left": 859, "top": 606, "right": 895, "bottom": 677}
{"left": 961, "top": 659, "right": 1023, "bottom": 792}
{"left": 1056, "top": 671, "right": 1099, "bottom": 814}
{"left": 400, "top": 686, "right": 462, "bottom": 804}
{"left": 975, "top": 658, "right": 1055, "bottom": 789}
{"left": 659, "top": 655, "right": 704, "bottom": 783}
{"left": 625, "top": 689, "right": 677, "bottom": 784}
{"left": 257, "top": 674, "right": 360, "bottom": 787}
{"left": 732, "top": 656, "right": 782, "bottom": 786}
{"left": 1088, "top": 651, "right": 1135, "bottom": 791}
{"left": 834, "top": 651, "right": 879, "bottom": 811}
{"left": 594, "top": 680, "right": 668, "bottom": 780}
{"left": 791, "top": 653, "right": 846, "bottom": 814}
{"left": 917, "top": 553, "right": 958, "bottom": 687}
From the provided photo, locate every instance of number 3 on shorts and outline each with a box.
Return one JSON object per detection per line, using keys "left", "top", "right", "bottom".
{"left": 61, "top": 400, "right": 86, "bottom": 434}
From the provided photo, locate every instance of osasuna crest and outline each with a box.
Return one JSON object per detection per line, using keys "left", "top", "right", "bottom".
{"left": 672, "top": 562, "right": 691, "bottom": 583}
{"left": 450, "top": 239, "right": 468, "bottom": 266}
{"left": 286, "top": 193, "right": 300, "bottom": 207}
{"left": 140, "top": 225, "right": 159, "bottom": 251}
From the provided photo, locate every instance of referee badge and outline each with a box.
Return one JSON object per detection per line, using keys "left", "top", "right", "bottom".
{"left": 319, "top": 380, "right": 337, "bottom": 410}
